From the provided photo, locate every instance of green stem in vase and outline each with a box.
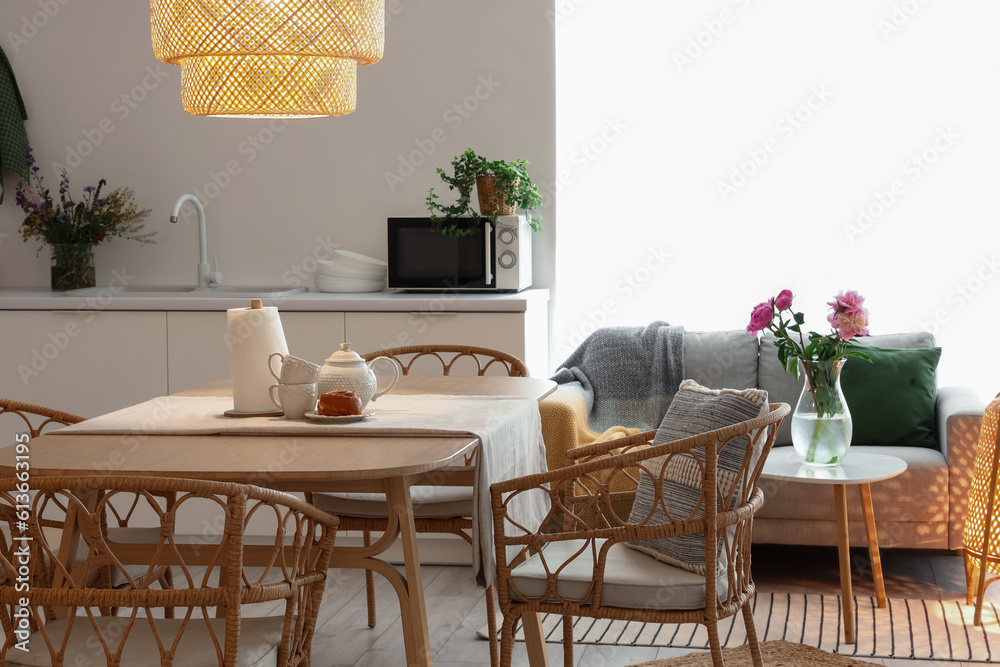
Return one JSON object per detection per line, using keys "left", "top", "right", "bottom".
{"left": 51, "top": 243, "right": 96, "bottom": 291}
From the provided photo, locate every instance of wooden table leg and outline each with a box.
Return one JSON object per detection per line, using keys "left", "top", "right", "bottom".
{"left": 522, "top": 611, "right": 551, "bottom": 667}
{"left": 834, "top": 484, "right": 855, "bottom": 644}
{"left": 859, "top": 483, "right": 887, "bottom": 608}
{"left": 52, "top": 487, "right": 97, "bottom": 619}
{"left": 387, "top": 476, "right": 433, "bottom": 667}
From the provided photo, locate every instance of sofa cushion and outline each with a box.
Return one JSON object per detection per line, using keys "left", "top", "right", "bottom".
{"left": 758, "top": 331, "right": 937, "bottom": 446}
{"left": 626, "top": 380, "right": 768, "bottom": 574}
{"left": 683, "top": 330, "right": 759, "bottom": 391}
{"left": 840, "top": 346, "right": 942, "bottom": 448}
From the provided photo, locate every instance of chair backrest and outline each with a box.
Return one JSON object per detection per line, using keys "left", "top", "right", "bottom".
{"left": 362, "top": 345, "right": 528, "bottom": 377}
{"left": 0, "top": 475, "right": 338, "bottom": 666}
{"left": 0, "top": 398, "right": 85, "bottom": 439}
{"left": 0, "top": 400, "right": 88, "bottom": 605}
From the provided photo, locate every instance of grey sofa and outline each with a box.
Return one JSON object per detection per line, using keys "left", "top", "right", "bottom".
{"left": 681, "top": 330, "right": 986, "bottom": 551}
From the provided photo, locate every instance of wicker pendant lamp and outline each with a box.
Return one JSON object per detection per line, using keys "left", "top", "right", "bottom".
{"left": 150, "top": 0, "right": 384, "bottom": 118}
{"left": 963, "top": 392, "right": 1000, "bottom": 625}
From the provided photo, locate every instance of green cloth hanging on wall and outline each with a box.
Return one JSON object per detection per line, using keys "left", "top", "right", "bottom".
{"left": 0, "top": 45, "right": 28, "bottom": 204}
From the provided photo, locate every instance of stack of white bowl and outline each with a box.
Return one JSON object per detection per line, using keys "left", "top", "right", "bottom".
{"left": 314, "top": 250, "right": 387, "bottom": 293}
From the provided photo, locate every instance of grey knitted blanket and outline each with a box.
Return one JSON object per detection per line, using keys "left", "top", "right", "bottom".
{"left": 551, "top": 321, "right": 686, "bottom": 432}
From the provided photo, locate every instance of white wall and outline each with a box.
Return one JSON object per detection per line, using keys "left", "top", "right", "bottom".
{"left": 0, "top": 1, "right": 556, "bottom": 293}
{"left": 554, "top": 1, "right": 1000, "bottom": 395}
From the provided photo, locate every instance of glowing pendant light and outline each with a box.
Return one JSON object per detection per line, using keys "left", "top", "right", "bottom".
{"left": 150, "top": 0, "right": 384, "bottom": 118}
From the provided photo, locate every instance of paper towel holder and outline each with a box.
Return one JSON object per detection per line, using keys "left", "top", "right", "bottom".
{"left": 223, "top": 298, "right": 287, "bottom": 418}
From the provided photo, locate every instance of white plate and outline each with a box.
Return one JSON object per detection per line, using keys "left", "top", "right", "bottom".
{"left": 314, "top": 274, "right": 385, "bottom": 293}
{"left": 303, "top": 410, "right": 375, "bottom": 423}
{"left": 315, "top": 259, "right": 387, "bottom": 280}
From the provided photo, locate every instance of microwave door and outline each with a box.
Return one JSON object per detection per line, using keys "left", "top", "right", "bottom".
{"left": 391, "top": 220, "right": 492, "bottom": 289}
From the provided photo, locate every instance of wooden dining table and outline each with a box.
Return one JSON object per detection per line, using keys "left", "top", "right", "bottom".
{"left": 0, "top": 375, "right": 557, "bottom": 667}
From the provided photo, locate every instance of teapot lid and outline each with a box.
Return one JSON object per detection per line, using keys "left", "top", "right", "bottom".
{"left": 325, "top": 342, "right": 365, "bottom": 365}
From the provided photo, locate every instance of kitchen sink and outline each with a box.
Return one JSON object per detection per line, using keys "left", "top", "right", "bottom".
{"left": 65, "top": 285, "right": 307, "bottom": 298}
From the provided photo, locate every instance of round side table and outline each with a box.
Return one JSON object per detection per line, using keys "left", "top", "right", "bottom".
{"left": 761, "top": 449, "right": 907, "bottom": 645}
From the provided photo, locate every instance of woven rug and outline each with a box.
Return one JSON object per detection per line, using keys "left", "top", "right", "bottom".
{"left": 628, "top": 639, "right": 880, "bottom": 666}
{"left": 496, "top": 593, "right": 1000, "bottom": 663}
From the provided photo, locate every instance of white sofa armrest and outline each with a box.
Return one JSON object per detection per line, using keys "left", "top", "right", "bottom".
{"left": 937, "top": 385, "right": 990, "bottom": 549}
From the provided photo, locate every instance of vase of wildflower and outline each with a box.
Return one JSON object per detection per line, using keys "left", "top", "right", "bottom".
{"left": 747, "top": 289, "right": 873, "bottom": 465}
{"left": 50, "top": 243, "right": 96, "bottom": 290}
{"left": 15, "top": 140, "right": 155, "bottom": 291}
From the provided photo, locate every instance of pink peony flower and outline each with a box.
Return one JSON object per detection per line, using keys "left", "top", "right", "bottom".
{"left": 832, "top": 310, "right": 870, "bottom": 340}
{"left": 828, "top": 290, "right": 866, "bottom": 315}
{"left": 774, "top": 289, "right": 794, "bottom": 311}
{"left": 746, "top": 301, "right": 774, "bottom": 337}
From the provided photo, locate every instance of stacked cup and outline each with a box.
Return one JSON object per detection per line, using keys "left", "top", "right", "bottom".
{"left": 267, "top": 353, "right": 322, "bottom": 419}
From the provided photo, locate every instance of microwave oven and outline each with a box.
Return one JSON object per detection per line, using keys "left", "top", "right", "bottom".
{"left": 387, "top": 215, "right": 532, "bottom": 292}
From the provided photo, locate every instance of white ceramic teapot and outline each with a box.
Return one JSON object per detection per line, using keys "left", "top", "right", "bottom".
{"left": 316, "top": 343, "right": 400, "bottom": 408}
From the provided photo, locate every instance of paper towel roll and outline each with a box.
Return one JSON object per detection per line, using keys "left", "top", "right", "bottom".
{"left": 227, "top": 304, "right": 289, "bottom": 413}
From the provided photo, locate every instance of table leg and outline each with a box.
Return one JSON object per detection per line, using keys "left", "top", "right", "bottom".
{"left": 858, "top": 483, "right": 887, "bottom": 608}
{"left": 834, "top": 484, "right": 855, "bottom": 644}
{"left": 52, "top": 487, "right": 98, "bottom": 618}
{"left": 522, "top": 612, "right": 551, "bottom": 667}
{"left": 387, "top": 476, "right": 433, "bottom": 667}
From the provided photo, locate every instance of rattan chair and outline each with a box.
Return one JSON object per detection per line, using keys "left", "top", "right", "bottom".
{"left": 0, "top": 397, "right": 86, "bottom": 438}
{"left": 307, "top": 345, "right": 527, "bottom": 667}
{"left": 0, "top": 475, "right": 339, "bottom": 666}
{"left": 490, "top": 403, "right": 790, "bottom": 667}
{"left": 0, "top": 398, "right": 180, "bottom": 617}
{"left": 0, "top": 399, "right": 86, "bottom": 573}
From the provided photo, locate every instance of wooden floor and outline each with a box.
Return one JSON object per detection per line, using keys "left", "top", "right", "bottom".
{"left": 307, "top": 544, "right": 999, "bottom": 666}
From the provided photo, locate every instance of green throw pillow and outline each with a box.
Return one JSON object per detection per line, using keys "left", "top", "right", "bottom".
{"left": 840, "top": 346, "right": 942, "bottom": 448}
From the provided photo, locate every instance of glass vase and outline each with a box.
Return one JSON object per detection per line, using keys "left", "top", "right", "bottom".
{"left": 790, "top": 358, "right": 853, "bottom": 466}
{"left": 50, "top": 243, "right": 96, "bottom": 291}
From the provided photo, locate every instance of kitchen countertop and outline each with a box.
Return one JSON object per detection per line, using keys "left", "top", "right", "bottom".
{"left": 0, "top": 287, "right": 550, "bottom": 312}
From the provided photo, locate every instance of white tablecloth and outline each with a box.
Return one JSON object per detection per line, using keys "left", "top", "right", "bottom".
{"left": 54, "top": 394, "right": 549, "bottom": 587}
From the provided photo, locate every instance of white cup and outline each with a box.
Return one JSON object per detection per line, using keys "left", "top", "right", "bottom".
{"left": 268, "top": 382, "right": 318, "bottom": 420}
{"left": 268, "top": 353, "right": 322, "bottom": 384}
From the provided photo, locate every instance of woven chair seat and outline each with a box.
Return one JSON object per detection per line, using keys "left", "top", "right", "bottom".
{"left": 510, "top": 538, "right": 729, "bottom": 611}
{"left": 7, "top": 616, "right": 284, "bottom": 667}
{"left": 311, "top": 487, "right": 474, "bottom": 520}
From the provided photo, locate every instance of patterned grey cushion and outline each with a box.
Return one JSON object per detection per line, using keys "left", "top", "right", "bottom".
{"left": 625, "top": 380, "right": 768, "bottom": 574}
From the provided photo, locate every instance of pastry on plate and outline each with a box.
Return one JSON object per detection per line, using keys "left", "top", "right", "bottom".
{"left": 318, "top": 389, "right": 363, "bottom": 416}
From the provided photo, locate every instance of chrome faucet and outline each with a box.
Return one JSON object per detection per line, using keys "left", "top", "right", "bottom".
{"left": 169, "top": 194, "right": 222, "bottom": 288}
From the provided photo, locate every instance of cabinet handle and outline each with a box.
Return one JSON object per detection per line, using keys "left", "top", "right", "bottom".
{"left": 407, "top": 311, "right": 458, "bottom": 316}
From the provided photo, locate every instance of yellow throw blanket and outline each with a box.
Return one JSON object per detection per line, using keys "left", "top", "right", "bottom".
{"left": 539, "top": 386, "right": 640, "bottom": 471}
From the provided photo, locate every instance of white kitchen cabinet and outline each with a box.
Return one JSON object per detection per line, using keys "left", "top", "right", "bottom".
{"left": 0, "top": 310, "right": 167, "bottom": 444}
{"left": 166, "top": 311, "right": 345, "bottom": 394}
{"left": 345, "top": 309, "right": 548, "bottom": 377}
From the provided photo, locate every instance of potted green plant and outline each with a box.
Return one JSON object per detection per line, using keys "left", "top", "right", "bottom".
{"left": 425, "top": 148, "right": 542, "bottom": 238}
